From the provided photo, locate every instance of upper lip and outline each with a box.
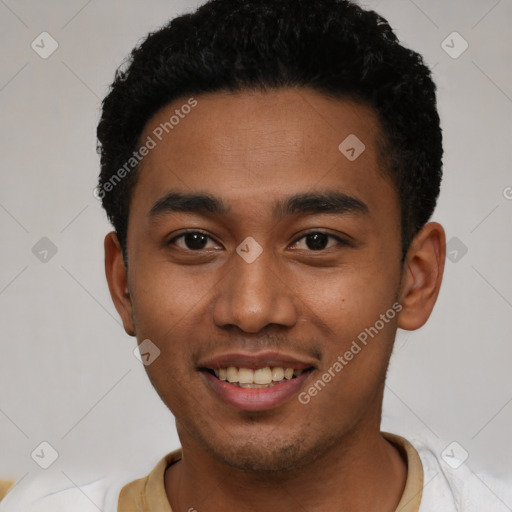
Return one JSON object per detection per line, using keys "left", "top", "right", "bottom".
{"left": 197, "top": 350, "right": 317, "bottom": 371}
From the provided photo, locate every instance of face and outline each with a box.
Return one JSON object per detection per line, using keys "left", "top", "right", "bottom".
{"left": 111, "top": 88, "right": 408, "bottom": 471}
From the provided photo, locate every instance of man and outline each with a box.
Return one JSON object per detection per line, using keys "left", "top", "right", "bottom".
{"left": 2, "top": 0, "right": 510, "bottom": 511}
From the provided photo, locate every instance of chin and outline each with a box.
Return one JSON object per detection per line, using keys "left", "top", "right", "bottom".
{"left": 200, "top": 431, "right": 332, "bottom": 474}
{"left": 217, "top": 443, "right": 308, "bottom": 473}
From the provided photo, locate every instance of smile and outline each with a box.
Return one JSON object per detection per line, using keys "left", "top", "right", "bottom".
{"left": 207, "top": 366, "right": 310, "bottom": 388}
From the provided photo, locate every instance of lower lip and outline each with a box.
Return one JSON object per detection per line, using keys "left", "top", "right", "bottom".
{"left": 202, "top": 371, "right": 311, "bottom": 412}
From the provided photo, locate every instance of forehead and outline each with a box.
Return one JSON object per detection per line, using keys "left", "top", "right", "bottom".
{"left": 131, "top": 88, "right": 397, "bottom": 224}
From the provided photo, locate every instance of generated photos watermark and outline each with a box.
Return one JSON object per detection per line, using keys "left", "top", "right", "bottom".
{"left": 94, "top": 97, "right": 198, "bottom": 200}
{"left": 298, "top": 302, "right": 402, "bottom": 404}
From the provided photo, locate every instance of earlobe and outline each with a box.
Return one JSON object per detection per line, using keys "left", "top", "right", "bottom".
{"left": 397, "top": 222, "right": 446, "bottom": 331}
{"left": 104, "top": 231, "right": 136, "bottom": 336}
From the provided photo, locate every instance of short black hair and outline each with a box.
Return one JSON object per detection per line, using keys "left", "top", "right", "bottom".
{"left": 96, "top": 0, "right": 442, "bottom": 263}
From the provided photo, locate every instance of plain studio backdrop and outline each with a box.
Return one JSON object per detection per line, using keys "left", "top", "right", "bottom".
{"left": 1, "top": 0, "right": 511, "bottom": 493}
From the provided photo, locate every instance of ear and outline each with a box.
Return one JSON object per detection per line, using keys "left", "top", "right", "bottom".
{"left": 104, "top": 231, "right": 136, "bottom": 336}
{"left": 397, "top": 222, "right": 446, "bottom": 330}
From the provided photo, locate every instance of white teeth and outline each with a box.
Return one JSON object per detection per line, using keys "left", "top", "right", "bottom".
{"left": 226, "top": 366, "right": 239, "bottom": 383}
{"left": 214, "top": 366, "right": 305, "bottom": 385}
{"left": 254, "top": 367, "right": 273, "bottom": 385}
{"left": 238, "top": 368, "right": 254, "bottom": 384}
{"left": 272, "top": 367, "right": 284, "bottom": 381}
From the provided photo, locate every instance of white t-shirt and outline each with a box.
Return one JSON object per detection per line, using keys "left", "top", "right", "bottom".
{"left": 1, "top": 433, "right": 511, "bottom": 511}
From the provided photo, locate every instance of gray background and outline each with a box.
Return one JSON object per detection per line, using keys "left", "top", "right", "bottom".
{"left": 1, "top": 0, "right": 511, "bottom": 498}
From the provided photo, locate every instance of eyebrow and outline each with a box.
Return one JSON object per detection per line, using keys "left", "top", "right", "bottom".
{"left": 149, "top": 190, "right": 369, "bottom": 220}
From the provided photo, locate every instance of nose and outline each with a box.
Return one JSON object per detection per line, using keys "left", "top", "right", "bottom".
{"left": 212, "top": 248, "right": 298, "bottom": 333}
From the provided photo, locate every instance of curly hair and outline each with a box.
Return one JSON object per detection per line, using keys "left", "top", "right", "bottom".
{"left": 97, "top": 0, "right": 442, "bottom": 262}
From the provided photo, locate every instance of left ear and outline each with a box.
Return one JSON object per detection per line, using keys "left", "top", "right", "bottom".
{"left": 397, "top": 222, "right": 446, "bottom": 330}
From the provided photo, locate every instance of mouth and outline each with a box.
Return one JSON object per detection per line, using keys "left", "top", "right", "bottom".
{"left": 202, "top": 366, "right": 314, "bottom": 388}
{"left": 197, "top": 352, "right": 316, "bottom": 411}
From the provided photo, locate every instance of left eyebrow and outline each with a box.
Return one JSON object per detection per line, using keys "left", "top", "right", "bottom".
{"left": 272, "top": 191, "right": 369, "bottom": 219}
{"left": 148, "top": 190, "right": 369, "bottom": 220}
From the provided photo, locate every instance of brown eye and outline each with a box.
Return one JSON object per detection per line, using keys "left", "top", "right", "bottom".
{"left": 170, "top": 232, "right": 217, "bottom": 251}
{"left": 291, "top": 232, "right": 346, "bottom": 251}
{"left": 304, "top": 233, "right": 329, "bottom": 250}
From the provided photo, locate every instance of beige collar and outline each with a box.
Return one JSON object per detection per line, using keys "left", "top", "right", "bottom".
{"left": 118, "top": 431, "right": 423, "bottom": 511}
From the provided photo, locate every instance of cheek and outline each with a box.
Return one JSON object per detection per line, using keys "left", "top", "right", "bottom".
{"left": 129, "top": 269, "right": 200, "bottom": 412}
{"left": 297, "top": 262, "right": 397, "bottom": 331}
{"left": 303, "top": 315, "right": 397, "bottom": 427}
{"left": 130, "top": 259, "right": 213, "bottom": 334}
{"left": 128, "top": 267, "right": 205, "bottom": 395}
{"left": 300, "top": 262, "right": 399, "bottom": 389}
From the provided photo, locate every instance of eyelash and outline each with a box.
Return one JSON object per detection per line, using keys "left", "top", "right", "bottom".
{"left": 167, "top": 230, "right": 349, "bottom": 252}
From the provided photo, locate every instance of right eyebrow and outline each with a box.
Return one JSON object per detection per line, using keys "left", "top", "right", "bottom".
{"left": 149, "top": 191, "right": 231, "bottom": 219}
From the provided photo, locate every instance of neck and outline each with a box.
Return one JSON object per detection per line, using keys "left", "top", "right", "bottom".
{"left": 164, "top": 422, "right": 407, "bottom": 512}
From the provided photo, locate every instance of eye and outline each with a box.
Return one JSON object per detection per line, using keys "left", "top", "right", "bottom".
{"left": 290, "top": 232, "right": 347, "bottom": 251}
{"left": 168, "top": 231, "right": 348, "bottom": 252}
{"left": 169, "top": 231, "right": 220, "bottom": 251}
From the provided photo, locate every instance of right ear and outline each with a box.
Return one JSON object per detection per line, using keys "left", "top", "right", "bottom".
{"left": 104, "top": 231, "right": 136, "bottom": 336}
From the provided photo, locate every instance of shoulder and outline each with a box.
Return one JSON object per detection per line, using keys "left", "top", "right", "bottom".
{"left": 406, "top": 434, "right": 512, "bottom": 512}
{"left": 0, "top": 481, "right": 14, "bottom": 503}
{"left": 0, "top": 471, "right": 126, "bottom": 512}
{"left": 0, "top": 450, "right": 182, "bottom": 512}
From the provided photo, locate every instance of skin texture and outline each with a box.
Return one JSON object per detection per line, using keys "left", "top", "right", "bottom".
{"left": 105, "top": 88, "right": 446, "bottom": 511}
